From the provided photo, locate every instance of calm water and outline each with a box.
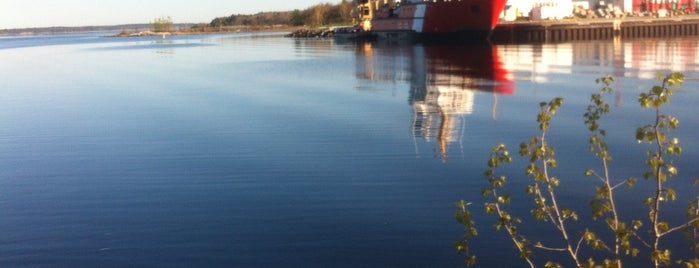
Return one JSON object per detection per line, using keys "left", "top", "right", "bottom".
{"left": 1, "top": 33, "right": 698, "bottom": 267}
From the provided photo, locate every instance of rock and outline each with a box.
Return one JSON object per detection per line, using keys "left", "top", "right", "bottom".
{"left": 286, "top": 28, "right": 334, "bottom": 38}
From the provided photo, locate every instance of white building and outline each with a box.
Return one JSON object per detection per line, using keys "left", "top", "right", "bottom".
{"left": 503, "top": 0, "right": 634, "bottom": 21}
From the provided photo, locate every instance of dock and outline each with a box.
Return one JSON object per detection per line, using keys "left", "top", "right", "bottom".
{"left": 491, "top": 15, "right": 699, "bottom": 43}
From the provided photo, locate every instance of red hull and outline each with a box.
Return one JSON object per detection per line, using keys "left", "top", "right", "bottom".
{"left": 365, "top": 0, "right": 508, "bottom": 39}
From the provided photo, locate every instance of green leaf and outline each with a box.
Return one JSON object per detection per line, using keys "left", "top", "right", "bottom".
{"left": 584, "top": 230, "right": 596, "bottom": 241}
{"left": 485, "top": 204, "right": 495, "bottom": 215}
{"left": 666, "top": 188, "right": 677, "bottom": 202}
{"left": 487, "top": 158, "right": 497, "bottom": 168}
{"left": 657, "top": 222, "right": 669, "bottom": 233}
{"left": 667, "top": 165, "right": 678, "bottom": 176}
{"left": 674, "top": 147, "right": 683, "bottom": 156}
{"left": 526, "top": 185, "right": 536, "bottom": 195}
{"left": 548, "top": 159, "right": 558, "bottom": 168}
{"left": 631, "top": 248, "right": 639, "bottom": 257}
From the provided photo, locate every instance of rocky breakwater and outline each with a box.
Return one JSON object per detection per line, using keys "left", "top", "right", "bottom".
{"left": 285, "top": 28, "right": 334, "bottom": 38}
{"left": 114, "top": 31, "right": 173, "bottom": 37}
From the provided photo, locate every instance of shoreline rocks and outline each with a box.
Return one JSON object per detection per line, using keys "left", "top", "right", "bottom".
{"left": 285, "top": 28, "right": 335, "bottom": 38}
{"left": 114, "top": 31, "right": 172, "bottom": 37}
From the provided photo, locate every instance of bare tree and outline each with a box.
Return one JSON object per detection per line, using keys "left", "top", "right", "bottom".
{"left": 150, "top": 16, "right": 173, "bottom": 32}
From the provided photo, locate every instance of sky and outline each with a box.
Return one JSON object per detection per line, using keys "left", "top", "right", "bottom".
{"left": 1, "top": 0, "right": 338, "bottom": 29}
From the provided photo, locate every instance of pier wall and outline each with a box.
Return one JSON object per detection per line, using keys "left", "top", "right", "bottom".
{"left": 491, "top": 16, "right": 699, "bottom": 43}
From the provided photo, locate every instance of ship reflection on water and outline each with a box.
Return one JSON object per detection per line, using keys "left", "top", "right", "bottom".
{"left": 353, "top": 42, "right": 514, "bottom": 161}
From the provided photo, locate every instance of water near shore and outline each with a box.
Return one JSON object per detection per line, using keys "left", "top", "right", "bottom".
{"left": 1, "top": 33, "right": 699, "bottom": 267}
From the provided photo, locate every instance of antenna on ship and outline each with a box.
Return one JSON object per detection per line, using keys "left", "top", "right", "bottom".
{"left": 353, "top": 0, "right": 359, "bottom": 24}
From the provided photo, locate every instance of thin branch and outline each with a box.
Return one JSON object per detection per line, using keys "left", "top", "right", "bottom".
{"left": 632, "top": 231, "right": 653, "bottom": 248}
{"left": 534, "top": 243, "right": 568, "bottom": 252}
{"left": 587, "top": 170, "right": 607, "bottom": 184}
{"left": 574, "top": 235, "right": 586, "bottom": 256}
{"left": 661, "top": 217, "right": 699, "bottom": 237}
{"left": 611, "top": 179, "right": 631, "bottom": 190}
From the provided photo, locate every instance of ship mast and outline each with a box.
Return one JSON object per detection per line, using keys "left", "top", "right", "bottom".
{"left": 357, "top": 0, "right": 375, "bottom": 31}
{"left": 356, "top": 0, "right": 401, "bottom": 31}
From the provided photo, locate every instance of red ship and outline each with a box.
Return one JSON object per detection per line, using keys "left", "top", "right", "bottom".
{"left": 355, "top": 0, "right": 509, "bottom": 41}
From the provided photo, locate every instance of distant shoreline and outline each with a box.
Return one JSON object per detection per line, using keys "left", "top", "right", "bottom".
{"left": 110, "top": 25, "right": 305, "bottom": 38}
{"left": 0, "top": 24, "right": 305, "bottom": 37}
{"left": 0, "top": 24, "right": 153, "bottom": 36}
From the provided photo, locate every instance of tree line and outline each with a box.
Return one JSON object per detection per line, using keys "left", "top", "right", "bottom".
{"left": 207, "top": 0, "right": 354, "bottom": 29}
{"left": 1, "top": 1, "right": 355, "bottom": 35}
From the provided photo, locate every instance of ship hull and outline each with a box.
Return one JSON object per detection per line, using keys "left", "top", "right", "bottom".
{"left": 365, "top": 0, "right": 507, "bottom": 41}
{"left": 373, "top": 29, "right": 494, "bottom": 43}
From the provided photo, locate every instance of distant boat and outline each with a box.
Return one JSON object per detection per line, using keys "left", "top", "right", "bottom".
{"left": 354, "top": 0, "right": 508, "bottom": 41}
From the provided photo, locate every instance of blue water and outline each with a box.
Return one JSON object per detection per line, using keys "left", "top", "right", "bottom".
{"left": 1, "top": 33, "right": 698, "bottom": 267}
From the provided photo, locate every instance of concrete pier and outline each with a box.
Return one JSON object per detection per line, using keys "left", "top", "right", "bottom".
{"left": 491, "top": 15, "right": 699, "bottom": 43}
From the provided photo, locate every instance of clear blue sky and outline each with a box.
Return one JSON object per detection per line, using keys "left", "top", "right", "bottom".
{"left": 1, "top": 0, "right": 338, "bottom": 29}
